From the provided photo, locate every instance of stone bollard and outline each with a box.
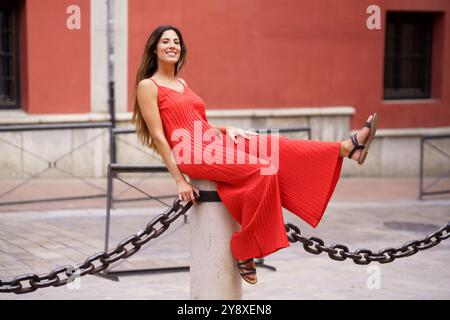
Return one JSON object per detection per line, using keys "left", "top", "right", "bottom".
{"left": 189, "top": 179, "right": 242, "bottom": 300}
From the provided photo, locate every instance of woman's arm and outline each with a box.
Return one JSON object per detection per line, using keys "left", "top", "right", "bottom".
{"left": 137, "top": 79, "right": 199, "bottom": 202}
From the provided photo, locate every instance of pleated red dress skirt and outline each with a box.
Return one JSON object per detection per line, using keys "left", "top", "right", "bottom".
{"left": 148, "top": 78, "right": 343, "bottom": 260}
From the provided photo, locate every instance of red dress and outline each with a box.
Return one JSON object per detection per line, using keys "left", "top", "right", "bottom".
{"left": 148, "top": 77, "right": 343, "bottom": 260}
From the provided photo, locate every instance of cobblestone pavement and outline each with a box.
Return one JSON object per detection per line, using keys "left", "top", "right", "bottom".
{"left": 0, "top": 178, "right": 449, "bottom": 300}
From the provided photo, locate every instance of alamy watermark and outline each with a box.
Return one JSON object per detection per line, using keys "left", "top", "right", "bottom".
{"left": 66, "top": 266, "right": 82, "bottom": 290}
{"left": 366, "top": 5, "right": 381, "bottom": 30}
{"left": 66, "top": 5, "right": 81, "bottom": 30}
{"left": 366, "top": 265, "right": 381, "bottom": 290}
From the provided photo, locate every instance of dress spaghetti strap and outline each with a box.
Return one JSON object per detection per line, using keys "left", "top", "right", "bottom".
{"left": 149, "top": 77, "right": 185, "bottom": 88}
{"left": 149, "top": 78, "right": 186, "bottom": 89}
{"left": 177, "top": 77, "right": 186, "bottom": 88}
{"left": 149, "top": 77, "right": 159, "bottom": 86}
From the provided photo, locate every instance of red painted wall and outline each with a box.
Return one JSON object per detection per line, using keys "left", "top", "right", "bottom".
{"left": 22, "top": 0, "right": 90, "bottom": 114}
{"left": 128, "top": 0, "right": 450, "bottom": 130}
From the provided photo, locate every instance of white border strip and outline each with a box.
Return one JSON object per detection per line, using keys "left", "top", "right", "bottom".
{"left": 115, "top": 0, "right": 128, "bottom": 113}
{"left": 90, "top": 0, "right": 108, "bottom": 113}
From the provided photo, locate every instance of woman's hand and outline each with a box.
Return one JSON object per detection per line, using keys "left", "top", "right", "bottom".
{"left": 176, "top": 178, "right": 200, "bottom": 203}
{"left": 225, "top": 126, "right": 259, "bottom": 144}
{"left": 211, "top": 127, "right": 223, "bottom": 138}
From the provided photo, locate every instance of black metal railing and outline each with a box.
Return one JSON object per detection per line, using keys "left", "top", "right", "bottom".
{"left": 0, "top": 122, "right": 112, "bottom": 206}
{"left": 419, "top": 134, "right": 450, "bottom": 199}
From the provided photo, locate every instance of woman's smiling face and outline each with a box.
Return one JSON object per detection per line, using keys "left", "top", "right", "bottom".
{"left": 156, "top": 29, "right": 181, "bottom": 64}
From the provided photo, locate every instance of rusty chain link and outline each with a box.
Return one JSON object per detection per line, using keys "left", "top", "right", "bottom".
{"left": 0, "top": 198, "right": 192, "bottom": 294}
{"left": 1, "top": 195, "right": 449, "bottom": 294}
{"left": 285, "top": 222, "right": 449, "bottom": 265}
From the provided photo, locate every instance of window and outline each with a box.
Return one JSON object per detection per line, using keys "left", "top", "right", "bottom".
{"left": 383, "top": 12, "right": 434, "bottom": 100}
{"left": 0, "top": 1, "right": 20, "bottom": 109}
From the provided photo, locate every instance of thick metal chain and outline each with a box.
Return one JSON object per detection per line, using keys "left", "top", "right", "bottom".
{"left": 0, "top": 198, "right": 192, "bottom": 295}
{"left": 285, "top": 222, "right": 450, "bottom": 265}
{"left": 1, "top": 195, "right": 449, "bottom": 294}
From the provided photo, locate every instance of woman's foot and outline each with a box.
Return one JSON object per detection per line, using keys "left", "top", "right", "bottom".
{"left": 236, "top": 258, "right": 257, "bottom": 284}
{"left": 340, "top": 114, "right": 374, "bottom": 161}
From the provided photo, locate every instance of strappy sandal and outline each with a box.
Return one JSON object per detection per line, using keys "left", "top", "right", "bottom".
{"left": 236, "top": 258, "right": 257, "bottom": 285}
{"left": 348, "top": 113, "right": 378, "bottom": 165}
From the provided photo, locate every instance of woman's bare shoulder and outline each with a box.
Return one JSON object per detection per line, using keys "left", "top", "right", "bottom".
{"left": 138, "top": 78, "right": 157, "bottom": 89}
{"left": 137, "top": 78, "right": 158, "bottom": 96}
{"left": 137, "top": 78, "right": 158, "bottom": 108}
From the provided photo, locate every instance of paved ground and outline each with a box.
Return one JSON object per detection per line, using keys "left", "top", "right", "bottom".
{"left": 0, "top": 177, "right": 449, "bottom": 300}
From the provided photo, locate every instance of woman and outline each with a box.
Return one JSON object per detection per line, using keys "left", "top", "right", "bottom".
{"left": 132, "top": 25, "right": 377, "bottom": 285}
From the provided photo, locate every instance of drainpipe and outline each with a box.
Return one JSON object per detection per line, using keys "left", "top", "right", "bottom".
{"left": 107, "top": 0, "right": 116, "bottom": 163}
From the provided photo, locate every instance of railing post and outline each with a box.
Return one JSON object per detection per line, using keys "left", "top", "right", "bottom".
{"left": 189, "top": 179, "right": 242, "bottom": 300}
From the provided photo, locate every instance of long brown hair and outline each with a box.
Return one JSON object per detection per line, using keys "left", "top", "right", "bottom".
{"left": 131, "top": 25, "right": 187, "bottom": 154}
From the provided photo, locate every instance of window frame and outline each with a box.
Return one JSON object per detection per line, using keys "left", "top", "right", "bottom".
{"left": 383, "top": 11, "right": 434, "bottom": 100}
{"left": 0, "top": 0, "right": 21, "bottom": 110}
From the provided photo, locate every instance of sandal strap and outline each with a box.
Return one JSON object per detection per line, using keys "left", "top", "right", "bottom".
{"left": 351, "top": 132, "right": 364, "bottom": 147}
{"left": 237, "top": 258, "right": 257, "bottom": 276}
{"left": 364, "top": 121, "right": 371, "bottom": 128}
{"left": 237, "top": 258, "right": 254, "bottom": 266}
{"left": 238, "top": 266, "right": 256, "bottom": 271}
{"left": 239, "top": 270, "right": 256, "bottom": 276}
{"left": 348, "top": 133, "right": 365, "bottom": 159}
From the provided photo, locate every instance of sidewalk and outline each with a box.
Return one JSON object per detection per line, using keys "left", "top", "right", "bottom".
{"left": 0, "top": 177, "right": 449, "bottom": 300}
